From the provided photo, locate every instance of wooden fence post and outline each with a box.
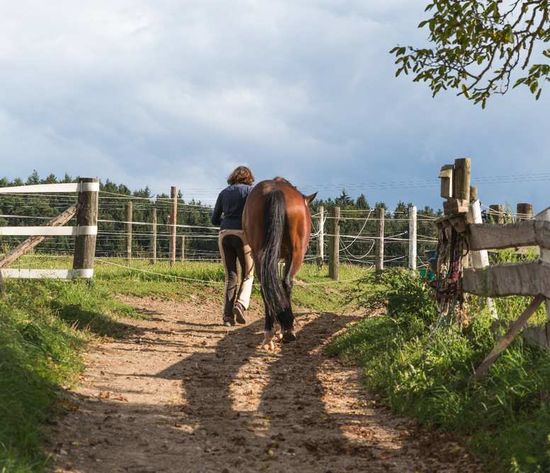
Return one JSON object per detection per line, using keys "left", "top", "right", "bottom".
{"left": 408, "top": 205, "right": 417, "bottom": 270}
{"left": 489, "top": 204, "right": 505, "bottom": 224}
{"left": 376, "top": 207, "right": 385, "bottom": 271}
{"left": 329, "top": 206, "right": 340, "bottom": 280}
{"left": 317, "top": 205, "right": 325, "bottom": 267}
{"left": 150, "top": 207, "right": 157, "bottom": 264}
{"left": 181, "top": 235, "right": 185, "bottom": 262}
{"left": 72, "top": 177, "right": 99, "bottom": 278}
{"left": 516, "top": 203, "right": 533, "bottom": 221}
{"left": 126, "top": 201, "right": 133, "bottom": 261}
{"left": 169, "top": 186, "right": 178, "bottom": 267}
{"left": 453, "top": 158, "right": 471, "bottom": 203}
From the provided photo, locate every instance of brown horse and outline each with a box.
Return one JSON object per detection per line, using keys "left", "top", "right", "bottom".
{"left": 242, "top": 178, "right": 316, "bottom": 349}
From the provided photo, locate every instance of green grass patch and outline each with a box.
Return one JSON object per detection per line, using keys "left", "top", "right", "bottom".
{"left": 0, "top": 279, "right": 135, "bottom": 472}
{"left": 327, "top": 269, "right": 550, "bottom": 472}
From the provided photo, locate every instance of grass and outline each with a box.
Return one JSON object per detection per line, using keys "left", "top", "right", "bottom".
{"left": 327, "top": 268, "right": 550, "bottom": 472}
{"left": 0, "top": 256, "right": 365, "bottom": 472}
{"left": 0, "top": 279, "right": 137, "bottom": 472}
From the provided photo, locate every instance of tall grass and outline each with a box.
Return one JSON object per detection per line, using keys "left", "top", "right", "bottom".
{"left": 327, "top": 269, "right": 550, "bottom": 472}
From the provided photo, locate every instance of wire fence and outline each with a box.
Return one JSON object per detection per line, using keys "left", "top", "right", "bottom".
{"left": 0, "top": 190, "right": 442, "bottom": 273}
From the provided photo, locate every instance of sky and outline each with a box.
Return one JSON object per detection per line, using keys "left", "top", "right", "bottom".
{"left": 0, "top": 0, "right": 548, "bottom": 210}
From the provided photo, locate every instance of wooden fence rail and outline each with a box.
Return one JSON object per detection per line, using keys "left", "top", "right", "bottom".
{"left": 0, "top": 178, "right": 98, "bottom": 280}
{"left": 436, "top": 157, "right": 549, "bottom": 378}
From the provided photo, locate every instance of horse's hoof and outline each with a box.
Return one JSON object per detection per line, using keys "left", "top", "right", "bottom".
{"left": 261, "top": 340, "right": 276, "bottom": 351}
{"left": 282, "top": 330, "right": 297, "bottom": 343}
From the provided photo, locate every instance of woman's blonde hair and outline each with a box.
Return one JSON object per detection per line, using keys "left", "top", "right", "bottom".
{"left": 227, "top": 166, "right": 254, "bottom": 185}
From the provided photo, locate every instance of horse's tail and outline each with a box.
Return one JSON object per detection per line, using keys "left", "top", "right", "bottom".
{"left": 260, "top": 189, "right": 292, "bottom": 329}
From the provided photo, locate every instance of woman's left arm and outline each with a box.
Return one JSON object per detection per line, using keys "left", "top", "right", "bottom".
{"left": 211, "top": 192, "right": 223, "bottom": 226}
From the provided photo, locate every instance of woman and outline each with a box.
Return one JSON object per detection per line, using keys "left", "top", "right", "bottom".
{"left": 211, "top": 166, "right": 255, "bottom": 326}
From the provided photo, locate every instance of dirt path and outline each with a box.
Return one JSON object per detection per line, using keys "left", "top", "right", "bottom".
{"left": 49, "top": 297, "right": 482, "bottom": 473}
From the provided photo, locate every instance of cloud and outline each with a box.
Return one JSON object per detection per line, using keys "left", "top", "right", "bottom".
{"left": 0, "top": 0, "right": 548, "bottom": 208}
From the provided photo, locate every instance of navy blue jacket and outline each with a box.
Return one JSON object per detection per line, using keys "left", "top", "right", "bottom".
{"left": 211, "top": 184, "right": 253, "bottom": 230}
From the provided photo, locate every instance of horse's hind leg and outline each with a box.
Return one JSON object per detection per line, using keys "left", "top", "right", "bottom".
{"left": 278, "top": 255, "right": 296, "bottom": 343}
{"left": 260, "top": 288, "right": 276, "bottom": 350}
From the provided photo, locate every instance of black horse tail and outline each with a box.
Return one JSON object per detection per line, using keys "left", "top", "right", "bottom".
{"left": 260, "top": 189, "right": 292, "bottom": 329}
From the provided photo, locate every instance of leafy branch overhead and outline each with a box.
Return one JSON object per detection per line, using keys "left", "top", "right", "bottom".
{"left": 391, "top": 0, "right": 550, "bottom": 107}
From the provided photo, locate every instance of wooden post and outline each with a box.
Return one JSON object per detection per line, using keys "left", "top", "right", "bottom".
{"left": 180, "top": 235, "right": 185, "bottom": 262}
{"left": 516, "top": 203, "right": 533, "bottom": 221}
{"left": 376, "top": 207, "right": 385, "bottom": 271}
{"left": 169, "top": 186, "right": 178, "bottom": 267}
{"left": 317, "top": 206, "right": 325, "bottom": 267}
{"left": 489, "top": 204, "right": 505, "bottom": 224}
{"left": 72, "top": 177, "right": 99, "bottom": 278}
{"left": 126, "top": 201, "right": 133, "bottom": 261}
{"left": 150, "top": 207, "right": 157, "bottom": 264}
{"left": 453, "top": 158, "right": 471, "bottom": 203}
{"left": 537, "top": 209, "right": 550, "bottom": 321}
{"left": 329, "top": 207, "right": 340, "bottom": 281}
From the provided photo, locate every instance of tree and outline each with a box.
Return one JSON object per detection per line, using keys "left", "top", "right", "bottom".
{"left": 391, "top": 1, "right": 550, "bottom": 107}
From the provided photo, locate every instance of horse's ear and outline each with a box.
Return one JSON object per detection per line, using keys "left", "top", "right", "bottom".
{"left": 304, "top": 192, "right": 317, "bottom": 206}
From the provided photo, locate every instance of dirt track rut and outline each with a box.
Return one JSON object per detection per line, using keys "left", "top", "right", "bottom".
{"left": 49, "top": 296, "right": 482, "bottom": 472}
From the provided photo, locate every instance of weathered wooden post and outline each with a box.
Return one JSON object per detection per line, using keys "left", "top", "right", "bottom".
{"left": 516, "top": 203, "right": 534, "bottom": 221}
{"left": 453, "top": 158, "right": 471, "bottom": 203}
{"left": 408, "top": 205, "right": 417, "bottom": 270}
{"left": 180, "top": 235, "right": 185, "bottom": 262}
{"left": 376, "top": 206, "right": 385, "bottom": 271}
{"left": 72, "top": 177, "right": 99, "bottom": 279}
{"left": 169, "top": 186, "right": 178, "bottom": 267}
{"left": 317, "top": 205, "right": 325, "bottom": 267}
{"left": 329, "top": 206, "right": 340, "bottom": 280}
{"left": 150, "top": 207, "right": 157, "bottom": 264}
{"left": 126, "top": 201, "right": 133, "bottom": 261}
{"left": 489, "top": 204, "right": 505, "bottom": 224}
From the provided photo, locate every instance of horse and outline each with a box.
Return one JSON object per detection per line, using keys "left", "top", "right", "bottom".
{"left": 242, "top": 177, "right": 316, "bottom": 349}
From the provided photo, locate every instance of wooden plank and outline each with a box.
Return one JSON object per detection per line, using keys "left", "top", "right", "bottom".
{"left": 463, "top": 261, "right": 550, "bottom": 298}
{"left": 0, "top": 206, "right": 76, "bottom": 268}
{"left": 0, "top": 268, "right": 94, "bottom": 279}
{"left": 0, "top": 226, "right": 96, "bottom": 236}
{"left": 468, "top": 220, "right": 550, "bottom": 250}
{"left": 0, "top": 182, "right": 99, "bottom": 194}
{"left": 474, "top": 295, "right": 544, "bottom": 379}
{"left": 439, "top": 165, "right": 453, "bottom": 198}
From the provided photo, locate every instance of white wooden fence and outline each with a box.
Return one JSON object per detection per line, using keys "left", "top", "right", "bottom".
{"left": 0, "top": 179, "right": 99, "bottom": 280}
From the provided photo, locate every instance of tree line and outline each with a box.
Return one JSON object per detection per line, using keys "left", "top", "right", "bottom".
{"left": 0, "top": 172, "right": 439, "bottom": 265}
